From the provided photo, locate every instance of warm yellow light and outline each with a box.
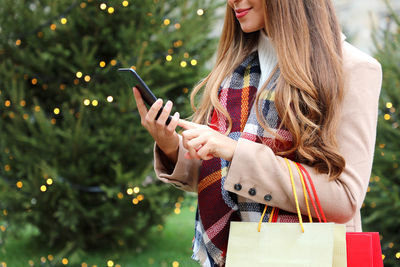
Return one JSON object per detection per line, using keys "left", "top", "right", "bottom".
{"left": 107, "top": 260, "right": 114, "bottom": 267}
{"left": 382, "top": 254, "right": 385, "bottom": 260}
{"left": 107, "top": 96, "right": 114, "bottom": 102}
{"left": 48, "top": 255, "right": 54, "bottom": 261}
{"left": 32, "top": 78, "right": 38, "bottom": 85}
{"left": 74, "top": 79, "right": 79, "bottom": 85}
{"left": 180, "top": 61, "right": 187, "bottom": 68}
{"left": 174, "top": 208, "right": 181, "bottom": 214}
{"left": 197, "top": 9, "right": 204, "bottom": 16}
{"left": 108, "top": 7, "right": 115, "bottom": 14}
{"left": 168, "top": 48, "right": 173, "bottom": 54}
{"left": 46, "top": 178, "right": 53, "bottom": 185}
{"left": 3, "top": 210, "right": 7, "bottom": 216}
{"left": 127, "top": 188, "right": 133, "bottom": 195}
{"left": 84, "top": 75, "right": 91, "bottom": 82}
{"left": 29, "top": 260, "right": 34, "bottom": 266}
{"left": 16, "top": 39, "right": 21, "bottom": 46}
{"left": 0, "top": 226, "right": 5, "bottom": 232}
{"left": 117, "top": 192, "right": 123, "bottom": 199}
{"left": 80, "top": 2, "right": 87, "bottom": 8}
{"left": 9, "top": 112, "right": 15, "bottom": 119}
{"left": 61, "top": 18, "right": 67, "bottom": 24}
{"left": 137, "top": 194, "right": 144, "bottom": 201}
{"left": 37, "top": 32, "right": 44, "bottom": 38}
{"left": 115, "top": 265, "right": 121, "bottom": 267}
{"left": 20, "top": 100, "right": 26, "bottom": 106}
{"left": 178, "top": 196, "right": 184, "bottom": 202}
{"left": 132, "top": 198, "right": 139, "bottom": 205}
{"left": 50, "top": 24, "right": 56, "bottom": 31}
{"left": 174, "top": 23, "right": 181, "bottom": 29}
{"left": 62, "top": 258, "right": 68, "bottom": 265}
{"left": 60, "top": 84, "right": 66, "bottom": 90}
{"left": 41, "top": 257, "right": 46, "bottom": 263}
{"left": 191, "top": 59, "right": 198, "bottom": 66}
{"left": 4, "top": 165, "right": 10, "bottom": 172}
{"left": 5, "top": 100, "right": 11, "bottom": 107}
{"left": 386, "top": 102, "right": 393, "bottom": 109}
{"left": 184, "top": 52, "right": 189, "bottom": 58}
{"left": 54, "top": 108, "right": 60, "bottom": 115}
{"left": 172, "top": 261, "right": 179, "bottom": 267}
{"left": 175, "top": 202, "right": 181, "bottom": 208}
{"left": 16, "top": 181, "right": 23, "bottom": 188}
{"left": 110, "top": 59, "right": 117, "bottom": 66}
{"left": 76, "top": 71, "right": 83, "bottom": 78}
{"left": 81, "top": 263, "right": 88, "bottom": 267}
{"left": 166, "top": 55, "right": 172, "bottom": 61}
{"left": 83, "top": 99, "right": 91, "bottom": 106}
{"left": 122, "top": 1, "right": 129, "bottom": 7}
{"left": 396, "top": 252, "right": 400, "bottom": 259}
{"left": 51, "top": 118, "right": 56, "bottom": 125}
{"left": 40, "top": 185, "right": 47, "bottom": 192}
{"left": 99, "top": 61, "right": 106, "bottom": 68}
{"left": 133, "top": 186, "right": 140, "bottom": 194}
{"left": 92, "top": 100, "right": 99, "bottom": 106}
{"left": 384, "top": 114, "right": 391, "bottom": 120}
{"left": 163, "top": 19, "right": 170, "bottom": 26}
{"left": 100, "top": 3, "right": 107, "bottom": 10}
{"left": 23, "top": 114, "right": 29, "bottom": 120}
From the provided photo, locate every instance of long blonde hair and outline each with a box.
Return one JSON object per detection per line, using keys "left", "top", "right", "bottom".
{"left": 190, "top": 0, "right": 345, "bottom": 179}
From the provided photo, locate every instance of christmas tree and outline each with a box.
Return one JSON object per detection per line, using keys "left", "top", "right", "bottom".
{"left": 362, "top": 1, "right": 400, "bottom": 266}
{"left": 0, "top": 0, "right": 221, "bottom": 258}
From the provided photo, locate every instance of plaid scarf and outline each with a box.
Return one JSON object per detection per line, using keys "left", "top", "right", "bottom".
{"left": 192, "top": 52, "right": 299, "bottom": 267}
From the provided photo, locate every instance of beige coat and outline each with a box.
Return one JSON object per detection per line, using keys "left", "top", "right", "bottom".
{"left": 154, "top": 41, "right": 382, "bottom": 232}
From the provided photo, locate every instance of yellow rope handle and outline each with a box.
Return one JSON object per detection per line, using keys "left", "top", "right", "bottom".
{"left": 294, "top": 163, "right": 313, "bottom": 223}
{"left": 284, "top": 158, "right": 304, "bottom": 233}
{"left": 257, "top": 205, "right": 276, "bottom": 232}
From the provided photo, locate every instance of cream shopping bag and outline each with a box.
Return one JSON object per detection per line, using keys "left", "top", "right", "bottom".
{"left": 225, "top": 159, "right": 346, "bottom": 267}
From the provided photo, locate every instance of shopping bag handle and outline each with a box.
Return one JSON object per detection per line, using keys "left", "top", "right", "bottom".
{"left": 257, "top": 158, "right": 309, "bottom": 233}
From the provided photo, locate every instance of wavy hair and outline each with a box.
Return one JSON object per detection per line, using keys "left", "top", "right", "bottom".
{"left": 190, "top": 0, "right": 345, "bottom": 179}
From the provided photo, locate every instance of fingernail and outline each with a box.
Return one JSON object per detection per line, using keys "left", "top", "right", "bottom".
{"left": 166, "top": 100, "right": 172, "bottom": 108}
{"left": 174, "top": 112, "right": 180, "bottom": 118}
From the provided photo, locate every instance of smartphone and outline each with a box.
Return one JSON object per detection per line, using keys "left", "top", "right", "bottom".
{"left": 118, "top": 68, "right": 171, "bottom": 125}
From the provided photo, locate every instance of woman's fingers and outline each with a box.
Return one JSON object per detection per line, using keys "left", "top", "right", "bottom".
{"left": 156, "top": 100, "right": 173, "bottom": 127}
{"left": 146, "top": 98, "right": 163, "bottom": 123}
{"left": 166, "top": 112, "right": 180, "bottom": 134}
{"left": 132, "top": 87, "right": 148, "bottom": 119}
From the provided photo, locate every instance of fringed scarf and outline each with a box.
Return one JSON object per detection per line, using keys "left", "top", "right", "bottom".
{"left": 192, "top": 52, "right": 299, "bottom": 267}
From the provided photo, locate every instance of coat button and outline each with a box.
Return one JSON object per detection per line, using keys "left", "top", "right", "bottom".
{"left": 264, "top": 194, "right": 272, "bottom": 201}
{"left": 234, "top": 183, "right": 242, "bottom": 191}
{"left": 248, "top": 188, "right": 256, "bottom": 196}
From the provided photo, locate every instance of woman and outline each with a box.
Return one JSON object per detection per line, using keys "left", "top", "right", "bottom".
{"left": 133, "top": 0, "right": 382, "bottom": 266}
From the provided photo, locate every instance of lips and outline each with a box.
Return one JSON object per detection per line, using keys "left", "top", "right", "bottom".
{"left": 235, "top": 8, "right": 251, "bottom": 19}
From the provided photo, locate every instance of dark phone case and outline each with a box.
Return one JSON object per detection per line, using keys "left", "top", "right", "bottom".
{"left": 118, "top": 68, "right": 171, "bottom": 125}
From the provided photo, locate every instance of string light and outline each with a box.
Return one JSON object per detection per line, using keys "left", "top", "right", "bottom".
{"left": 60, "top": 84, "right": 66, "bottom": 90}
{"left": 174, "top": 23, "right": 181, "bottom": 29}
{"left": 4, "top": 165, "right": 10, "bottom": 172}
{"left": 133, "top": 186, "right": 140, "bottom": 193}
{"left": 100, "top": 3, "right": 107, "bottom": 10}
{"left": 5, "top": 100, "right": 11, "bottom": 107}
{"left": 396, "top": 252, "right": 400, "bottom": 259}
{"left": 76, "top": 71, "right": 83, "bottom": 78}
{"left": 191, "top": 59, "right": 198, "bottom": 66}
{"left": 40, "top": 185, "right": 47, "bottom": 192}
{"left": 37, "top": 32, "right": 44, "bottom": 38}
{"left": 166, "top": 55, "right": 172, "bottom": 61}
{"left": 132, "top": 198, "right": 139, "bottom": 205}
{"left": 184, "top": 52, "right": 189, "bottom": 58}
{"left": 172, "top": 261, "right": 180, "bottom": 267}
{"left": 84, "top": 75, "right": 91, "bottom": 82}
{"left": 60, "top": 18, "right": 67, "bottom": 24}
{"left": 117, "top": 192, "right": 123, "bottom": 199}
{"left": 92, "top": 100, "right": 99, "bottom": 106}
{"left": 46, "top": 178, "right": 53, "bottom": 185}
{"left": 107, "top": 260, "right": 114, "bottom": 267}
{"left": 16, "top": 181, "right": 23, "bottom": 188}
{"left": 108, "top": 7, "right": 115, "bottom": 14}
{"left": 0, "top": 226, "right": 5, "bottom": 232}
{"left": 386, "top": 102, "right": 393, "bottom": 109}
{"left": 174, "top": 208, "right": 181, "bottom": 214}
{"left": 54, "top": 108, "right": 60, "bottom": 115}
{"left": 197, "top": 9, "right": 204, "bottom": 16}
{"left": 384, "top": 114, "right": 391, "bottom": 120}
{"left": 122, "top": 1, "right": 129, "bottom": 7}
{"left": 110, "top": 59, "right": 117, "bottom": 66}
{"left": 23, "top": 114, "right": 29, "bottom": 120}
{"left": 99, "top": 61, "right": 106, "bottom": 68}
{"left": 107, "top": 96, "right": 114, "bottom": 102}
{"left": 83, "top": 99, "right": 91, "bottom": 106}
{"left": 81, "top": 263, "right": 88, "bottom": 267}
{"left": 80, "top": 2, "right": 87, "bottom": 8}
{"left": 163, "top": 19, "right": 170, "bottom": 26}
{"left": 41, "top": 257, "right": 46, "bottom": 263}
{"left": 50, "top": 24, "right": 56, "bottom": 31}
{"left": 62, "top": 258, "right": 68, "bottom": 265}
{"left": 127, "top": 188, "right": 133, "bottom": 195}
{"left": 47, "top": 255, "right": 54, "bottom": 261}
{"left": 137, "top": 194, "right": 144, "bottom": 201}
{"left": 32, "top": 78, "right": 38, "bottom": 85}
{"left": 29, "top": 260, "right": 34, "bottom": 266}
{"left": 51, "top": 118, "right": 56, "bottom": 125}
{"left": 16, "top": 39, "right": 22, "bottom": 46}
{"left": 20, "top": 100, "right": 26, "bottom": 106}
{"left": 175, "top": 202, "right": 181, "bottom": 208}
{"left": 180, "top": 61, "right": 187, "bottom": 68}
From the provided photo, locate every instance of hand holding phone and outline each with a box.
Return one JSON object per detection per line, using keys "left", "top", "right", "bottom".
{"left": 118, "top": 68, "right": 172, "bottom": 124}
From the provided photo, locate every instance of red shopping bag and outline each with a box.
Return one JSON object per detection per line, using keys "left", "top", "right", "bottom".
{"left": 296, "top": 163, "right": 384, "bottom": 267}
{"left": 346, "top": 232, "right": 383, "bottom": 267}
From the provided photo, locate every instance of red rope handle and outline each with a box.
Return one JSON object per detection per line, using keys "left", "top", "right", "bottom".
{"left": 297, "top": 163, "right": 327, "bottom": 223}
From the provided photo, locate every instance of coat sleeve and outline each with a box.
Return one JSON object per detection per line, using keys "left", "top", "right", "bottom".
{"left": 153, "top": 134, "right": 201, "bottom": 192}
{"left": 223, "top": 49, "right": 382, "bottom": 224}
